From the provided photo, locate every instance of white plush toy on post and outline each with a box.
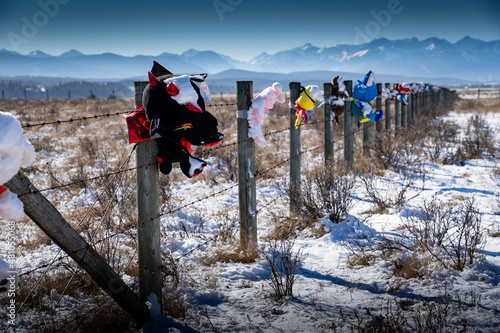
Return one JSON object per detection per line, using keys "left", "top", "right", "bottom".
{"left": 0, "top": 111, "right": 36, "bottom": 222}
{"left": 248, "top": 82, "right": 286, "bottom": 147}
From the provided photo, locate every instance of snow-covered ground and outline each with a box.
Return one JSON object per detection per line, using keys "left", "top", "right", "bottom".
{"left": 0, "top": 99, "right": 499, "bottom": 332}
{"left": 148, "top": 111, "right": 499, "bottom": 332}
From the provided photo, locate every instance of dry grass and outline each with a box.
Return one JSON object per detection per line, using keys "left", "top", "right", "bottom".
{"left": 454, "top": 97, "right": 500, "bottom": 113}
{"left": 201, "top": 242, "right": 259, "bottom": 266}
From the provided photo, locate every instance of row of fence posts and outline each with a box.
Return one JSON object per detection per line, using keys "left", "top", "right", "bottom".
{"left": 6, "top": 86, "right": 493, "bottom": 101}
{"left": 131, "top": 80, "right": 456, "bottom": 319}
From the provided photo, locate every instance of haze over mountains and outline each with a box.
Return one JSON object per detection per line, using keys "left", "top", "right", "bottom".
{"left": 0, "top": 36, "right": 499, "bottom": 93}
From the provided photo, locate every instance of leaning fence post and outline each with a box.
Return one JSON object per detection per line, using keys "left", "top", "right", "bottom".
{"left": 6, "top": 172, "right": 152, "bottom": 327}
{"left": 385, "top": 83, "right": 391, "bottom": 132}
{"left": 323, "top": 82, "right": 334, "bottom": 164}
{"left": 289, "top": 82, "right": 301, "bottom": 216}
{"left": 134, "top": 81, "right": 162, "bottom": 309}
{"left": 237, "top": 81, "right": 257, "bottom": 249}
{"left": 343, "top": 80, "right": 354, "bottom": 170}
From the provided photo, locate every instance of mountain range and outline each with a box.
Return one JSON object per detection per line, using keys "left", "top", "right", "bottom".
{"left": 1, "top": 36, "right": 499, "bottom": 86}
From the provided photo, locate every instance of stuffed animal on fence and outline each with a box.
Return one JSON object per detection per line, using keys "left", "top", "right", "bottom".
{"left": 329, "top": 76, "right": 349, "bottom": 124}
{"left": 397, "top": 82, "right": 410, "bottom": 106}
{"left": 142, "top": 61, "right": 223, "bottom": 178}
{"left": 381, "top": 87, "right": 389, "bottom": 100}
{"left": 350, "top": 70, "right": 383, "bottom": 126}
{"left": 248, "top": 82, "right": 286, "bottom": 147}
{"left": 352, "top": 70, "right": 378, "bottom": 102}
{"left": 388, "top": 85, "right": 399, "bottom": 100}
{"left": 294, "top": 85, "right": 324, "bottom": 128}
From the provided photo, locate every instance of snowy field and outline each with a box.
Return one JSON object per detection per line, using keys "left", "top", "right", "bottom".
{"left": 0, "top": 96, "right": 499, "bottom": 332}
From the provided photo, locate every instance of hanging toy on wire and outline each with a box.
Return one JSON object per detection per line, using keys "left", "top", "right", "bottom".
{"left": 294, "top": 85, "right": 324, "bottom": 129}
{"left": 247, "top": 82, "right": 286, "bottom": 147}
{"left": 138, "top": 61, "right": 224, "bottom": 178}
{"left": 388, "top": 84, "right": 399, "bottom": 100}
{"left": 329, "top": 76, "right": 349, "bottom": 124}
{"left": 350, "top": 70, "right": 383, "bottom": 127}
{"left": 397, "top": 82, "right": 410, "bottom": 106}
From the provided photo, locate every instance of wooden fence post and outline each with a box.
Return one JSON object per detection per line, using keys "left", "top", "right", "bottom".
{"left": 343, "top": 80, "right": 354, "bottom": 170}
{"left": 401, "top": 100, "right": 407, "bottom": 128}
{"left": 394, "top": 87, "right": 401, "bottom": 134}
{"left": 323, "top": 82, "right": 334, "bottom": 164}
{"left": 362, "top": 120, "right": 371, "bottom": 157}
{"left": 134, "top": 81, "right": 162, "bottom": 309}
{"left": 237, "top": 81, "right": 257, "bottom": 249}
{"left": 385, "top": 83, "right": 391, "bottom": 132}
{"left": 410, "top": 91, "right": 415, "bottom": 123}
{"left": 289, "top": 82, "right": 301, "bottom": 216}
{"left": 6, "top": 172, "right": 152, "bottom": 326}
{"left": 375, "top": 83, "right": 382, "bottom": 133}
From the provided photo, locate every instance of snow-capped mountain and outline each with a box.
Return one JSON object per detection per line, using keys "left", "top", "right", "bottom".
{"left": 248, "top": 37, "right": 500, "bottom": 81}
{"left": 0, "top": 36, "right": 499, "bottom": 82}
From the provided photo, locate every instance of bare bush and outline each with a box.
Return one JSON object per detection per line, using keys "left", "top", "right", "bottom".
{"left": 421, "top": 118, "right": 459, "bottom": 163}
{"left": 370, "top": 130, "right": 424, "bottom": 174}
{"left": 294, "top": 160, "right": 356, "bottom": 224}
{"left": 401, "top": 196, "right": 484, "bottom": 271}
{"left": 359, "top": 167, "right": 426, "bottom": 212}
{"left": 461, "top": 114, "right": 495, "bottom": 159}
{"left": 263, "top": 239, "right": 307, "bottom": 300}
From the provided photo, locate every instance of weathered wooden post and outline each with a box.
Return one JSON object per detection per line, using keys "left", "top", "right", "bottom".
{"left": 323, "top": 82, "right": 334, "bottom": 164}
{"left": 385, "top": 83, "right": 391, "bottom": 132}
{"left": 134, "top": 81, "right": 162, "bottom": 309}
{"left": 237, "top": 81, "right": 257, "bottom": 249}
{"left": 343, "top": 80, "right": 354, "bottom": 170}
{"left": 401, "top": 99, "right": 407, "bottom": 128}
{"left": 416, "top": 91, "right": 421, "bottom": 116}
{"left": 1, "top": 89, "right": 4, "bottom": 99}
{"left": 394, "top": 87, "right": 401, "bottom": 134}
{"left": 362, "top": 118, "right": 371, "bottom": 157}
{"left": 477, "top": 88, "right": 480, "bottom": 99}
{"left": 375, "top": 83, "right": 382, "bottom": 134}
{"left": 289, "top": 82, "right": 301, "bottom": 216}
{"left": 410, "top": 91, "right": 415, "bottom": 123}
{"left": 7, "top": 172, "right": 152, "bottom": 326}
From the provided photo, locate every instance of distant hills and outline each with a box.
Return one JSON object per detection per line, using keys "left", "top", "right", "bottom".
{"left": 0, "top": 36, "right": 499, "bottom": 97}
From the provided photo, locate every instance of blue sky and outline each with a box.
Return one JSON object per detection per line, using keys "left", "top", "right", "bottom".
{"left": 1, "top": 0, "right": 499, "bottom": 60}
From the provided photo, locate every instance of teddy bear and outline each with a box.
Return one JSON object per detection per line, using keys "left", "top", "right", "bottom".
{"left": 142, "top": 61, "right": 223, "bottom": 178}
{"left": 247, "top": 82, "right": 286, "bottom": 147}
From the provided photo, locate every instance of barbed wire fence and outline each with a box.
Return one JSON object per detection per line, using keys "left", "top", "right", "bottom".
{"left": 2, "top": 81, "right": 454, "bottom": 331}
